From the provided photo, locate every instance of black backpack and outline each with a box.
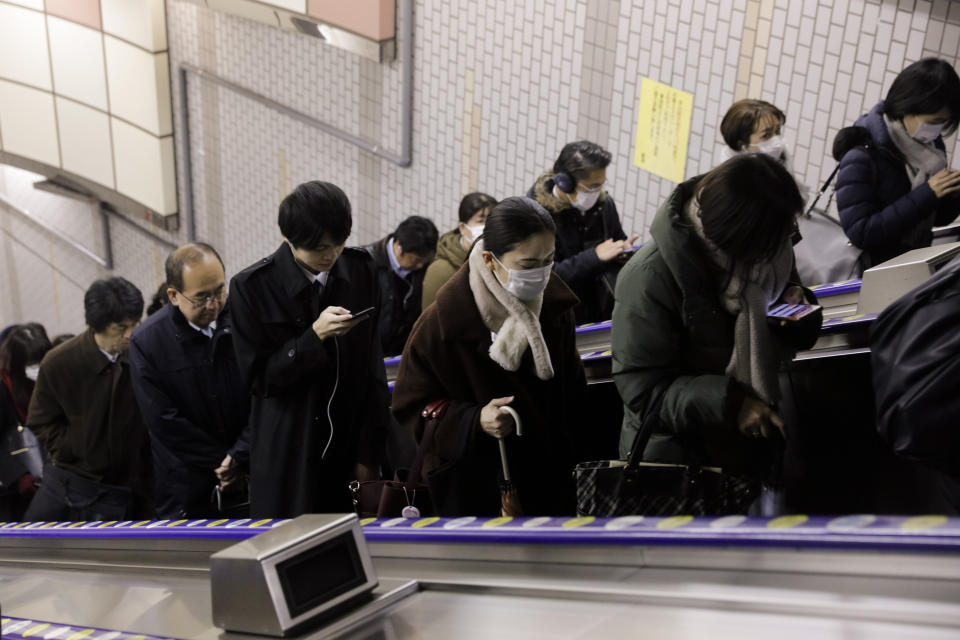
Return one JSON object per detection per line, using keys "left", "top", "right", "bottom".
{"left": 870, "top": 254, "right": 960, "bottom": 474}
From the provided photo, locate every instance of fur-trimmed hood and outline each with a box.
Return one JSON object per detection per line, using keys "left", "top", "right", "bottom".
{"left": 530, "top": 171, "right": 608, "bottom": 215}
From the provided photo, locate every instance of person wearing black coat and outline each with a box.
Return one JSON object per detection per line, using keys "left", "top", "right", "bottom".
{"left": 129, "top": 243, "right": 250, "bottom": 519}
{"left": 230, "top": 181, "right": 390, "bottom": 518}
{"left": 527, "top": 140, "right": 639, "bottom": 324}
{"left": 836, "top": 58, "right": 960, "bottom": 269}
{"left": 362, "top": 216, "right": 438, "bottom": 357}
{"left": 25, "top": 278, "right": 153, "bottom": 522}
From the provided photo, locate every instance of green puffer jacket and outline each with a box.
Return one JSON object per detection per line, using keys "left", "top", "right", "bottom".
{"left": 611, "top": 176, "right": 820, "bottom": 476}
{"left": 421, "top": 229, "right": 469, "bottom": 311}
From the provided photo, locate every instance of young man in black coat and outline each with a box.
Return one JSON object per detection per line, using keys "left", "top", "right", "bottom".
{"left": 362, "top": 215, "right": 438, "bottom": 357}
{"left": 129, "top": 243, "right": 250, "bottom": 519}
{"left": 230, "top": 181, "right": 390, "bottom": 518}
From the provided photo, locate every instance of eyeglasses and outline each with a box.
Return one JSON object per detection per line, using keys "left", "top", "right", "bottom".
{"left": 179, "top": 285, "right": 227, "bottom": 307}
{"left": 578, "top": 181, "right": 606, "bottom": 193}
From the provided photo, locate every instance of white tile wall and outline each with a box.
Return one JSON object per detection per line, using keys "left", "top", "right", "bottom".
{"left": 6, "top": 0, "right": 960, "bottom": 334}
{"left": 101, "top": 0, "right": 168, "bottom": 52}
{"left": 0, "top": 79, "right": 60, "bottom": 167}
{"left": 56, "top": 98, "right": 115, "bottom": 188}
{"left": 105, "top": 36, "right": 173, "bottom": 136}
{"left": 0, "top": 3, "right": 52, "bottom": 91}
{"left": 47, "top": 16, "right": 109, "bottom": 111}
{"left": 111, "top": 117, "right": 177, "bottom": 214}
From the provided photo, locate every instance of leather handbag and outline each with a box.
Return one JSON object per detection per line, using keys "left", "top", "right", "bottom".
{"left": 350, "top": 399, "right": 447, "bottom": 518}
{"left": 575, "top": 387, "right": 758, "bottom": 517}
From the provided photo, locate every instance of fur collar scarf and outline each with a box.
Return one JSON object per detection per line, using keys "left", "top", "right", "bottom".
{"left": 467, "top": 240, "right": 555, "bottom": 380}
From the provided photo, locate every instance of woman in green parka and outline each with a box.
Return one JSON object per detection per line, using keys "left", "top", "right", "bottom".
{"left": 611, "top": 154, "right": 822, "bottom": 501}
{"left": 421, "top": 192, "right": 497, "bottom": 311}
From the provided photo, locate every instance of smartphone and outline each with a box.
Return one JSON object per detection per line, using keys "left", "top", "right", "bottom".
{"left": 349, "top": 306, "right": 376, "bottom": 321}
{"left": 767, "top": 303, "right": 821, "bottom": 321}
{"left": 622, "top": 245, "right": 641, "bottom": 254}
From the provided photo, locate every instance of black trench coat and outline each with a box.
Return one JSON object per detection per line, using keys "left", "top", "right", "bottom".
{"left": 230, "top": 243, "right": 390, "bottom": 517}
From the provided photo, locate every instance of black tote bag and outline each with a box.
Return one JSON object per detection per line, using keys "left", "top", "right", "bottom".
{"left": 575, "top": 386, "right": 758, "bottom": 517}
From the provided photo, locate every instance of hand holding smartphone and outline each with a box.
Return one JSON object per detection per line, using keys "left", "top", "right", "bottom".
{"left": 349, "top": 306, "right": 376, "bottom": 322}
{"left": 767, "top": 303, "right": 821, "bottom": 321}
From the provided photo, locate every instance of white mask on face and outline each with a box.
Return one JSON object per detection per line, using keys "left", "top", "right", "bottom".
{"left": 493, "top": 255, "right": 553, "bottom": 301}
{"left": 912, "top": 121, "right": 946, "bottom": 144}
{"left": 465, "top": 223, "right": 485, "bottom": 242}
{"left": 24, "top": 364, "right": 39, "bottom": 381}
{"left": 572, "top": 188, "right": 602, "bottom": 212}
{"left": 753, "top": 135, "right": 786, "bottom": 161}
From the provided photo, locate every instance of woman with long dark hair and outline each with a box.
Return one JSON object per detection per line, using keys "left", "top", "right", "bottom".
{"left": 393, "top": 197, "right": 587, "bottom": 516}
{"left": 0, "top": 323, "right": 52, "bottom": 519}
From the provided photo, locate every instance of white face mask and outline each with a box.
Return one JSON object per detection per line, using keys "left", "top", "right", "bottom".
{"left": 493, "top": 255, "right": 553, "bottom": 301}
{"left": 465, "top": 223, "right": 485, "bottom": 243}
{"left": 753, "top": 135, "right": 786, "bottom": 161}
{"left": 912, "top": 121, "right": 946, "bottom": 144}
{"left": 572, "top": 188, "right": 602, "bottom": 212}
{"left": 24, "top": 364, "right": 39, "bottom": 381}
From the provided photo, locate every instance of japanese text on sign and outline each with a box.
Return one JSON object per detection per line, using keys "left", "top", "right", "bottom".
{"left": 633, "top": 77, "right": 693, "bottom": 183}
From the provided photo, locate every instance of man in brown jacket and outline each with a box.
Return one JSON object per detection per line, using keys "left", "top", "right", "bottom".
{"left": 24, "top": 277, "right": 153, "bottom": 521}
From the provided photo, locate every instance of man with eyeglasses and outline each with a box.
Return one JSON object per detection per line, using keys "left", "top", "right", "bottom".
{"left": 128, "top": 243, "right": 251, "bottom": 519}
{"left": 527, "top": 140, "right": 640, "bottom": 324}
{"left": 25, "top": 277, "right": 153, "bottom": 521}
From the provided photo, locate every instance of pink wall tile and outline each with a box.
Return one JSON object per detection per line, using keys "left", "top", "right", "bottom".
{"left": 46, "top": 0, "right": 101, "bottom": 31}
{"left": 307, "top": 0, "right": 394, "bottom": 41}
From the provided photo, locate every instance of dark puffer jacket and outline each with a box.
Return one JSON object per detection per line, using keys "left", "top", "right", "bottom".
{"left": 612, "top": 176, "right": 821, "bottom": 476}
{"left": 836, "top": 102, "right": 960, "bottom": 268}
{"left": 527, "top": 172, "right": 628, "bottom": 324}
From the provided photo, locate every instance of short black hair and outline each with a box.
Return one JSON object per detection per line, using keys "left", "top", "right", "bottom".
{"left": 165, "top": 242, "right": 225, "bottom": 292}
{"left": 393, "top": 215, "right": 439, "bottom": 256}
{"left": 146, "top": 282, "right": 168, "bottom": 316}
{"left": 696, "top": 154, "right": 802, "bottom": 265}
{"left": 84, "top": 277, "right": 144, "bottom": 333}
{"left": 458, "top": 192, "right": 497, "bottom": 224}
{"left": 483, "top": 197, "right": 556, "bottom": 258}
{"left": 884, "top": 58, "right": 960, "bottom": 136}
{"left": 278, "top": 181, "right": 352, "bottom": 249}
{"left": 553, "top": 140, "right": 612, "bottom": 182}
{"left": 720, "top": 99, "right": 786, "bottom": 150}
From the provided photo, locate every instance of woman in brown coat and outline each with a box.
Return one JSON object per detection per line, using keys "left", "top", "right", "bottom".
{"left": 392, "top": 197, "right": 587, "bottom": 516}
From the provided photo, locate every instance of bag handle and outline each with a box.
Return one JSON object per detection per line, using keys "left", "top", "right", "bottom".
{"left": 407, "top": 399, "right": 449, "bottom": 485}
{"left": 624, "top": 383, "right": 669, "bottom": 471}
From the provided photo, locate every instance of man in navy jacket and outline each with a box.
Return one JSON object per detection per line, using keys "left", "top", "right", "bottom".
{"left": 129, "top": 243, "right": 250, "bottom": 518}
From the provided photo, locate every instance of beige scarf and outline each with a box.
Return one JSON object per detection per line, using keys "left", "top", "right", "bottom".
{"left": 467, "top": 241, "right": 555, "bottom": 380}
{"left": 684, "top": 199, "right": 794, "bottom": 404}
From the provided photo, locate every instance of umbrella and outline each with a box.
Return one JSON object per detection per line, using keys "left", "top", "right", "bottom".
{"left": 497, "top": 405, "right": 524, "bottom": 517}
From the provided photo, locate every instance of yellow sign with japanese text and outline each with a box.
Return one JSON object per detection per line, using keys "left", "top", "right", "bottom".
{"left": 633, "top": 77, "right": 693, "bottom": 183}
